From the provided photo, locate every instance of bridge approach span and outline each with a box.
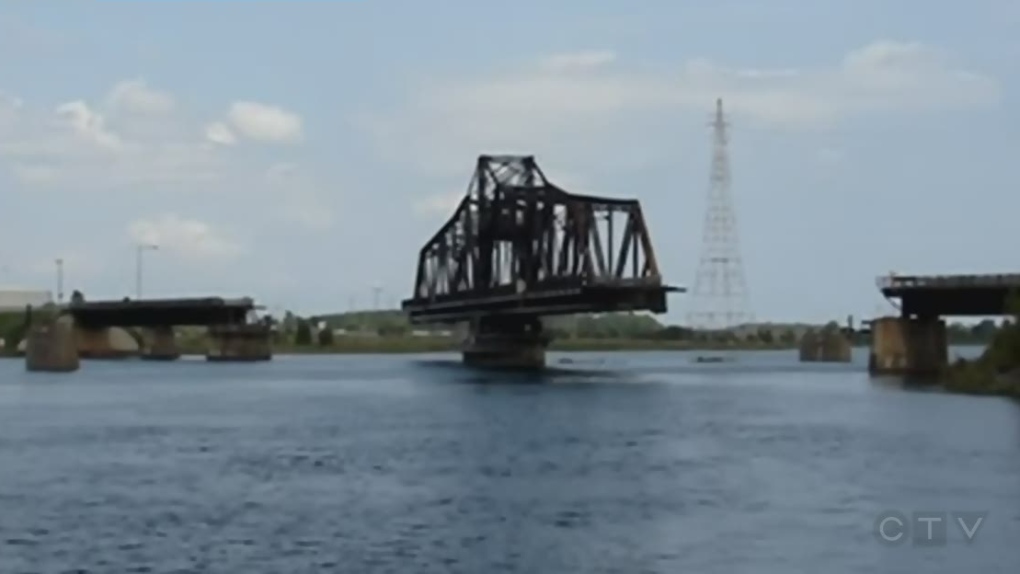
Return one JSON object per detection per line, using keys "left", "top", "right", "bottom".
{"left": 871, "top": 273, "right": 1020, "bottom": 377}
{"left": 67, "top": 296, "right": 256, "bottom": 328}
{"left": 879, "top": 273, "right": 1020, "bottom": 317}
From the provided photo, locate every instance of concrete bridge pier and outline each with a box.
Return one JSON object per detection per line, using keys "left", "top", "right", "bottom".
{"left": 868, "top": 316, "right": 948, "bottom": 377}
{"left": 25, "top": 316, "right": 80, "bottom": 372}
{"left": 140, "top": 326, "right": 180, "bottom": 361}
{"left": 206, "top": 324, "right": 272, "bottom": 361}
{"left": 462, "top": 316, "right": 550, "bottom": 370}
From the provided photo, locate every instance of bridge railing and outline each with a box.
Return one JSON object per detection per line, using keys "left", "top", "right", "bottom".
{"left": 877, "top": 273, "right": 1020, "bottom": 290}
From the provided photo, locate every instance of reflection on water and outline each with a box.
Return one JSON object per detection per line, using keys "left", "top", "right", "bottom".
{"left": 0, "top": 347, "right": 1017, "bottom": 573}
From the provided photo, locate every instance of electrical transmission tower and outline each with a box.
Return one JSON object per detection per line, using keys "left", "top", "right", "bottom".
{"left": 686, "top": 98, "right": 754, "bottom": 332}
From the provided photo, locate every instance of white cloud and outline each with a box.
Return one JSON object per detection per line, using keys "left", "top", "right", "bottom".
{"left": 105, "top": 78, "right": 175, "bottom": 115}
{"left": 0, "top": 80, "right": 315, "bottom": 192}
{"left": 204, "top": 121, "right": 236, "bottom": 145}
{"left": 359, "top": 40, "right": 1000, "bottom": 177}
{"left": 127, "top": 214, "right": 243, "bottom": 262}
{"left": 54, "top": 100, "right": 122, "bottom": 150}
{"left": 0, "top": 91, "right": 22, "bottom": 127}
{"left": 226, "top": 101, "right": 303, "bottom": 143}
{"left": 1, "top": 83, "right": 221, "bottom": 189}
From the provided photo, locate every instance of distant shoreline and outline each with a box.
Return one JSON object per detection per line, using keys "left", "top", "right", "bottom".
{"left": 245, "top": 337, "right": 803, "bottom": 355}
{"left": 0, "top": 336, "right": 989, "bottom": 359}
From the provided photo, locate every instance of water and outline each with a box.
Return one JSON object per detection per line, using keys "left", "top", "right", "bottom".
{"left": 1, "top": 348, "right": 1019, "bottom": 573}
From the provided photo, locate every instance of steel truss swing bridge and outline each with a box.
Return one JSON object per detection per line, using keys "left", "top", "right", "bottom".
{"left": 401, "top": 155, "right": 680, "bottom": 367}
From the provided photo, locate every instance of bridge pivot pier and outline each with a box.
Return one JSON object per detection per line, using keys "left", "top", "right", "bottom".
{"left": 463, "top": 316, "right": 550, "bottom": 369}
{"left": 402, "top": 155, "right": 681, "bottom": 370}
{"left": 206, "top": 324, "right": 272, "bottom": 362}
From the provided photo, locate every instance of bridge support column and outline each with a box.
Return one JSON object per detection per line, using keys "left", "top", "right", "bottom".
{"left": 206, "top": 324, "right": 272, "bottom": 362}
{"left": 75, "top": 325, "right": 139, "bottom": 359}
{"left": 462, "top": 316, "right": 550, "bottom": 370}
{"left": 25, "top": 316, "right": 79, "bottom": 372}
{"left": 868, "top": 316, "right": 948, "bottom": 377}
{"left": 140, "top": 326, "right": 180, "bottom": 361}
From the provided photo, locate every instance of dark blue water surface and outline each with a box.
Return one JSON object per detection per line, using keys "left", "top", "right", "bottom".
{"left": 2, "top": 349, "right": 1019, "bottom": 573}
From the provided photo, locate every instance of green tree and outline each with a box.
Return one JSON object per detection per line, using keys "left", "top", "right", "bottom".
{"left": 317, "top": 326, "right": 334, "bottom": 346}
{"left": 378, "top": 324, "right": 408, "bottom": 337}
{"left": 655, "top": 325, "right": 692, "bottom": 340}
{"left": 294, "top": 320, "right": 312, "bottom": 346}
{"left": 971, "top": 319, "right": 997, "bottom": 341}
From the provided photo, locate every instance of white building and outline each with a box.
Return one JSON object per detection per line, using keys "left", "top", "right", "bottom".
{"left": 0, "top": 289, "right": 54, "bottom": 312}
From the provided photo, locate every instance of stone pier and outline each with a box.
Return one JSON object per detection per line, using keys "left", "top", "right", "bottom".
{"left": 462, "top": 316, "right": 550, "bottom": 369}
{"left": 206, "top": 324, "right": 272, "bottom": 361}
{"left": 799, "top": 328, "right": 852, "bottom": 363}
{"left": 868, "top": 316, "right": 948, "bottom": 376}
{"left": 25, "top": 316, "right": 80, "bottom": 372}
{"left": 140, "top": 326, "right": 180, "bottom": 361}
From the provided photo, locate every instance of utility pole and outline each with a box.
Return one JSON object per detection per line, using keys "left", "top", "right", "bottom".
{"left": 135, "top": 243, "right": 158, "bottom": 299}
{"left": 55, "top": 258, "right": 64, "bottom": 304}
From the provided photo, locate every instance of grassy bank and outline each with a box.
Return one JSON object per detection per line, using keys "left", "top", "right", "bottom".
{"left": 940, "top": 294, "right": 1020, "bottom": 398}
{"left": 943, "top": 329, "right": 1020, "bottom": 398}
{"left": 943, "top": 359, "right": 1020, "bottom": 398}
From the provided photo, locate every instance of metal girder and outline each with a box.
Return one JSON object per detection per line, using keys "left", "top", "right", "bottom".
{"left": 403, "top": 155, "right": 675, "bottom": 321}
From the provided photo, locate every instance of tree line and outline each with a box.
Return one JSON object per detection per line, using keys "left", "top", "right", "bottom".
{"left": 266, "top": 309, "right": 1005, "bottom": 347}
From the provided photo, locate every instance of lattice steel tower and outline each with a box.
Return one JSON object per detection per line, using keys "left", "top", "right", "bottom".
{"left": 686, "top": 98, "right": 753, "bottom": 331}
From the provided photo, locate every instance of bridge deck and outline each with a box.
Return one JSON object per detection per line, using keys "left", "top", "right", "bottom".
{"left": 68, "top": 297, "right": 257, "bottom": 327}
{"left": 403, "top": 280, "right": 682, "bottom": 323}
{"left": 878, "top": 273, "right": 1020, "bottom": 316}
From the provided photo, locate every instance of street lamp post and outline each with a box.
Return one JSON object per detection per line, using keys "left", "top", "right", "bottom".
{"left": 55, "top": 258, "right": 64, "bottom": 304}
{"left": 135, "top": 243, "right": 158, "bottom": 299}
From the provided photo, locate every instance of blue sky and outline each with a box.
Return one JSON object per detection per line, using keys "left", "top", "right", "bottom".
{"left": 0, "top": 1, "right": 1017, "bottom": 324}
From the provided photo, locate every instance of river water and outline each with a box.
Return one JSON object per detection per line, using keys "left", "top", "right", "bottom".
{"left": 1, "top": 348, "right": 1018, "bottom": 573}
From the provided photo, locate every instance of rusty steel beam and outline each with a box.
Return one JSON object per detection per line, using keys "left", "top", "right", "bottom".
{"left": 403, "top": 155, "right": 679, "bottom": 322}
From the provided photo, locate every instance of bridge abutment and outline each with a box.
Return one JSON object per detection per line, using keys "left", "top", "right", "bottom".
{"left": 462, "top": 317, "right": 550, "bottom": 369}
{"left": 206, "top": 324, "right": 272, "bottom": 362}
{"left": 25, "top": 316, "right": 80, "bottom": 372}
{"left": 140, "top": 326, "right": 180, "bottom": 361}
{"left": 868, "top": 316, "right": 948, "bottom": 377}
